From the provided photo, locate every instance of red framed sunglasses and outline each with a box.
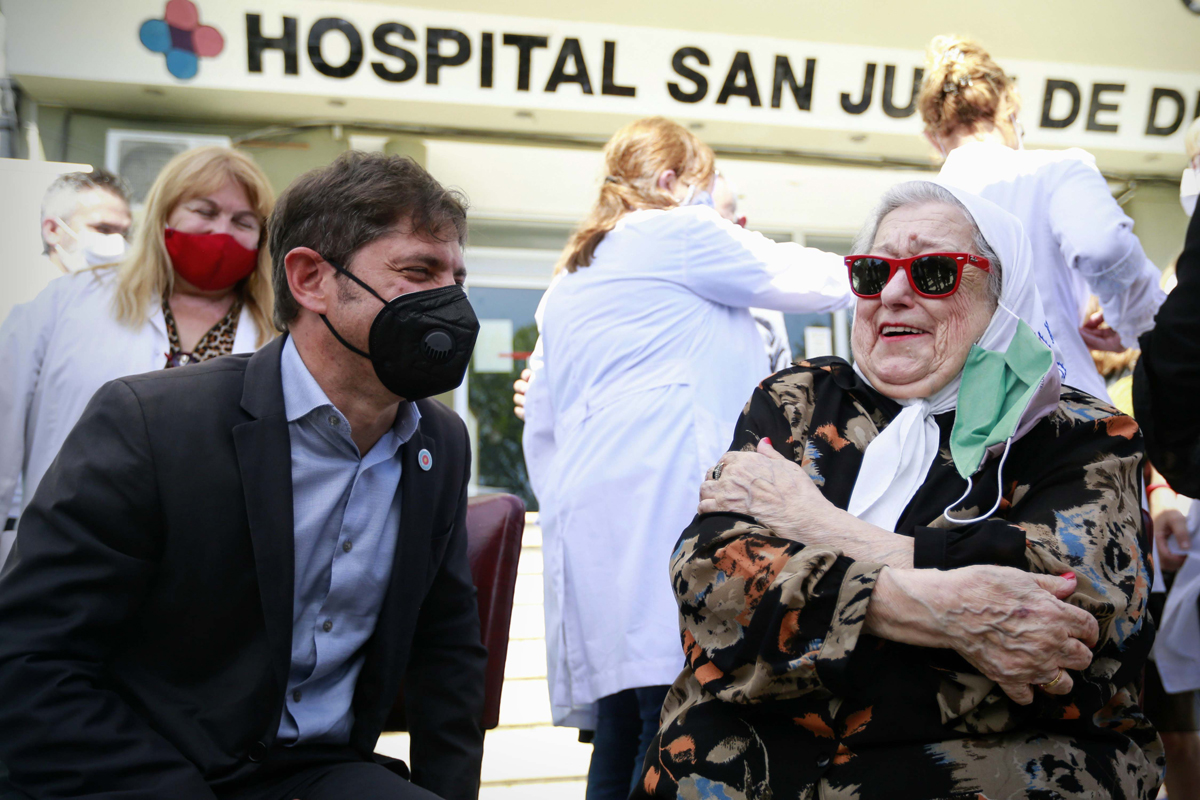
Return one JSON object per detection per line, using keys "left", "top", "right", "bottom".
{"left": 845, "top": 252, "right": 991, "bottom": 299}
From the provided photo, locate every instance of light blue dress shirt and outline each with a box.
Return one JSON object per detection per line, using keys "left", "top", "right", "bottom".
{"left": 276, "top": 336, "right": 421, "bottom": 744}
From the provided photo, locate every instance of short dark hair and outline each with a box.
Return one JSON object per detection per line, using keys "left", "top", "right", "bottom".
{"left": 267, "top": 151, "right": 469, "bottom": 330}
{"left": 41, "top": 168, "right": 132, "bottom": 253}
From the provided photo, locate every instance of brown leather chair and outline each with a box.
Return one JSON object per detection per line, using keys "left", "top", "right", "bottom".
{"left": 385, "top": 492, "right": 526, "bottom": 731}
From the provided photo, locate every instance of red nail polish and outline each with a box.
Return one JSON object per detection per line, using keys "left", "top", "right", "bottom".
{"left": 1061, "top": 572, "right": 1075, "bottom": 580}
{"left": 762, "top": 437, "right": 772, "bottom": 446}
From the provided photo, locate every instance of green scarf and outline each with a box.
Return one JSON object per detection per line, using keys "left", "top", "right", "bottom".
{"left": 949, "top": 318, "right": 1054, "bottom": 480}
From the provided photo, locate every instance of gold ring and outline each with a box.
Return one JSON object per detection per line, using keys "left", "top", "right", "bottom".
{"left": 1038, "top": 669, "right": 1065, "bottom": 690}
{"left": 712, "top": 462, "right": 724, "bottom": 480}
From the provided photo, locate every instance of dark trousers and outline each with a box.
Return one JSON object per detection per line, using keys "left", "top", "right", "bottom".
{"left": 215, "top": 745, "right": 440, "bottom": 800}
{"left": 586, "top": 685, "right": 670, "bottom": 800}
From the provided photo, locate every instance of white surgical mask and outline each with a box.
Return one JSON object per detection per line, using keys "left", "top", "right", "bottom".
{"left": 1010, "top": 113, "right": 1025, "bottom": 150}
{"left": 679, "top": 182, "right": 715, "bottom": 209}
{"left": 53, "top": 218, "right": 128, "bottom": 272}
{"left": 1181, "top": 165, "right": 1199, "bottom": 217}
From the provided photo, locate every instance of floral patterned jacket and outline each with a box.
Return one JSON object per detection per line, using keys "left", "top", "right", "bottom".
{"left": 634, "top": 358, "right": 1162, "bottom": 800}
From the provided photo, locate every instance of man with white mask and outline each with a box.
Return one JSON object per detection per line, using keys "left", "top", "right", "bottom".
{"left": 39, "top": 169, "right": 133, "bottom": 273}
{"left": 2, "top": 170, "right": 133, "bottom": 544}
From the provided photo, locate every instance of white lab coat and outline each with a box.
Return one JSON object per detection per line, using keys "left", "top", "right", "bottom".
{"left": 0, "top": 268, "right": 261, "bottom": 565}
{"left": 938, "top": 141, "right": 1165, "bottom": 401}
{"left": 522, "top": 205, "right": 851, "bottom": 729}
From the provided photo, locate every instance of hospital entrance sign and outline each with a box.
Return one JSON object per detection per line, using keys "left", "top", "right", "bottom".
{"left": 6, "top": 0, "right": 1200, "bottom": 155}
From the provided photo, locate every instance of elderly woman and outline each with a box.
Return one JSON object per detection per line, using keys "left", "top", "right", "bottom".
{"left": 632, "top": 181, "right": 1162, "bottom": 800}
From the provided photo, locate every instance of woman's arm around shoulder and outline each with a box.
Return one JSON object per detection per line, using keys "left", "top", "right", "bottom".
{"left": 678, "top": 207, "right": 852, "bottom": 314}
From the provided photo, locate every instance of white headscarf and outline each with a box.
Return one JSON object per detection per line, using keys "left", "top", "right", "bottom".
{"left": 846, "top": 181, "right": 1064, "bottom": 530}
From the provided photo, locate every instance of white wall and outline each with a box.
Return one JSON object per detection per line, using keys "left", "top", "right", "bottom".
{"left": 718, "top": 159, "right": 932, "bottom": 236}
{"left": 425, "top": 139, "right": 931, "bottom": 237}
{"left": 426, "top": 142, "right": 603, "bottom": 223}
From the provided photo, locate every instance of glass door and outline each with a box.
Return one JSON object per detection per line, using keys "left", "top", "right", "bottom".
{"left": 459, "top": 229, "right": 566, "bottom": 509}
{"left": 465, "top": 284, "right": 545, "bottom": 509}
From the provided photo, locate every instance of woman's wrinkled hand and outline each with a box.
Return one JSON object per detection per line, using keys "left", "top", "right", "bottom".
{"left": 880, "top": 565, "right": 1099, "bottom": 705}
{"left": 698, "top": 438, "right": 834, "bottom": 540}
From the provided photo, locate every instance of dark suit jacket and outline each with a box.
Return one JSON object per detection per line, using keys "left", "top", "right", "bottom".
{"left": 1135, "top": 207, "right": 1200, "bottom": 495}
{"left": 0, "top": 336, "right": 487, "bottom": 799}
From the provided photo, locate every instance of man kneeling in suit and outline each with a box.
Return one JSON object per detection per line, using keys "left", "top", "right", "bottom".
{"left": 0, "top": 152, "right": 487, "bottom": 800}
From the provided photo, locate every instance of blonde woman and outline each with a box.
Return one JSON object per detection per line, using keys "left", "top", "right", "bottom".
{"left": 0, "top": 146, "right": 275, "bottom": 564}
{"left": 920, "top": 35, "right": 1164, "bottom": 403}
{"left": 521, "top": 117, "right": 851, "bottom": 800}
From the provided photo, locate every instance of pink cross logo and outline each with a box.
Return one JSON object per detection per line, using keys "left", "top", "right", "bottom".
{"left": 139, "top": 0, "right": 224, "bottom": 80}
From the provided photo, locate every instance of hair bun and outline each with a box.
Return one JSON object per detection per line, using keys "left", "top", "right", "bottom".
{"left": 918, "top": 35, "right": 1020, "bottom": 140}
{"left": 928, "top": 37, "right": 973, "bottom": 93}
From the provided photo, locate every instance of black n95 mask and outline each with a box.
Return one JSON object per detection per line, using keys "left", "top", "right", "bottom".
{"left": 319, "top": 258, "right": 479, "bottom": 401}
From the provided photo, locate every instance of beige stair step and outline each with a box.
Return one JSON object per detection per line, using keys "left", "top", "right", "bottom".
{"left": 508, "top": 603, "right": 545, "bottom": 640}
{"left": 517, "top": 547, "right": 543, "bottom": 577}
{"left": 480, "top": 725, "right": 592, "bottom": 783}
{"left": 512, "top": 571, "right": 544, "bottom": 607}
{"left": 379, "top": 726, "right": 592, "bottom": 784}
{"left": 497, "top": 678, "right": 553, "bottom": 727}
{"left": 480, "top": 779, "right": 585, "bottom": 799}
{"left": 503, "top": 638, "right": 548, "bottom": 680}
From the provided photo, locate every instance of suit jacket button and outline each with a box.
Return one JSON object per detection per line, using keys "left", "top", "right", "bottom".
{"left": 248, "top": 741, "right": 268, "bottom": 762}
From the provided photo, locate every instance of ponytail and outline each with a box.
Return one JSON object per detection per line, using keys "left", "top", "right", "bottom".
{"left": 557, "top": 117, "right": 715, "bottom": 274}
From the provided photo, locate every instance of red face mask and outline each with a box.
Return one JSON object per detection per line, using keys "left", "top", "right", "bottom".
{"left": 164, "top": 228, "right": 259, "bottom": 291}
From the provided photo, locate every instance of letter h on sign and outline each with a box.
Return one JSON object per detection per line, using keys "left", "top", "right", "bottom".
{"left": 247, "top": 14, "right": 298, "bottom": 74}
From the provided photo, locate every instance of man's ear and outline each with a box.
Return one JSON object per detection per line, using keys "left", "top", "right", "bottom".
{"left": 284, "top": 247, "right": 336, "bottom": 316}
{"left": 656, "top": 169, "right": 678, "bottom": 192}
{"left": 41, "top": 217, "right": 65, "bottom": 250}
